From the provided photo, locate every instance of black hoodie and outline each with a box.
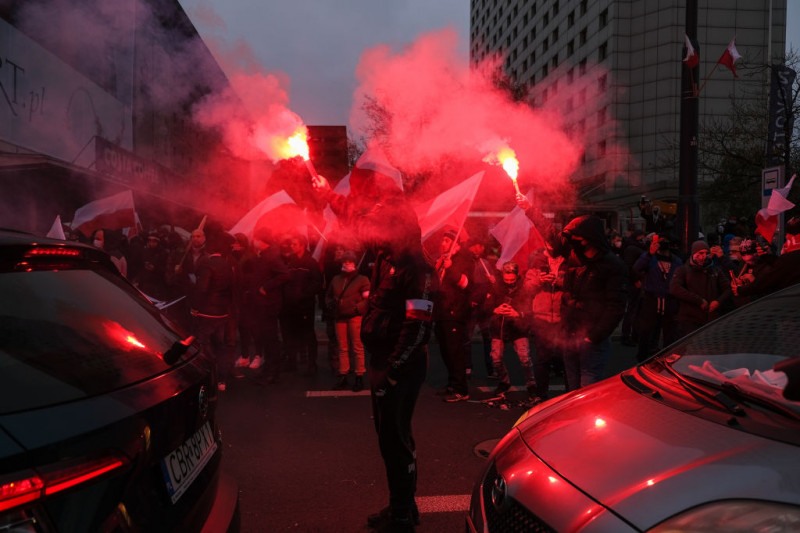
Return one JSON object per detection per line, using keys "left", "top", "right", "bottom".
{"left": 561, "top": 216, "right": 628, "bottom": 343}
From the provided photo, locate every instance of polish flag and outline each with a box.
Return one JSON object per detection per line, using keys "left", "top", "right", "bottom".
{"left": 71, "top": 190, "right": 136, "bottom": 237}
{"left": 46, "top": 215, "right": 66, "bottom": 240}
{"left": 717, "top": 37, "right": 741, "bottom": 77}
{"left": 228, "top": 190, "right": 298, "bottom": 240}
{"left": 490, "top": 203, "right": 546, "bottom": 270}
{"left": 311, "top": 172, "right": 352, "bottom": 262}
{"left": 756, "top": 174, "right": 796, "bottom": 242}
{"left": 350, "top": 144, "right": 404, "bottom": 198}
{"left": 683, "top": 34, "right": 699, "bottom": 69}
{"left": 414, "top": 171, "right": 484, "bottom": 243}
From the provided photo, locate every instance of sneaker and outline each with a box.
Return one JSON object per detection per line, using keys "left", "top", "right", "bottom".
{"left": 493, "top": 382, "right": 511, "bottom": 396}
{"left": 217, "top": 382, "right": 226, "bottom": 391}
{"left": 443, "top": 392, "right": 469, "bottom": 403}
{"left": 527, "top": 385, "right": 541, "bottom": 401}
{"left": 249, "top": 355, "right": 264, "bottom": 369}
{"left": 235, "top": 356, "right": 250, "bottom": 368}
{"left": 352, "top": 375, "right": 364, "bottom": 392}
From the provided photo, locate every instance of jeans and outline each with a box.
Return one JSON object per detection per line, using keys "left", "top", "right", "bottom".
{"left": 490, "top": 337, "right": 534, "bottom": 387}
{"left": 564, "top": 336, "right": 611, "bottom": 391}
{"left": 335, "top": 316, "right": 365, "bottom": 375}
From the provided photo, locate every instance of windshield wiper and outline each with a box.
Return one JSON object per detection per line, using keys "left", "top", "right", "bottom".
{"left": 718, "top": 382, "right": 800, "bottom": 422}
{"left": 653, "top": 357, "right": 745, "bottom": 417}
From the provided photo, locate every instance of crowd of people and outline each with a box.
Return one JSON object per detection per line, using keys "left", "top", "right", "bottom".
{"left": 69, "top": 187, "right": 800, "bottom": 533}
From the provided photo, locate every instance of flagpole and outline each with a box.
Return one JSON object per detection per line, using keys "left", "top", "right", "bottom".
{"left": 696, "top": 62, "right": 720, "bottom": 96}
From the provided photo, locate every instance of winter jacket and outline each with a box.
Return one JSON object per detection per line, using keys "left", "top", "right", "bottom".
{"left": 633, "top": 252, "right": 682, "bottom": 298}
{"left": 669, "top": 259, "right": 731, "bottom": 326}
{"left": 192, "top": 253, "right": 234, "bottom": 317}
{"left": 526, "top": 252, "right": 566, "bottom": 324}
{"left": 561, "top": 216, "right": 628, "bottom": 343}
{"left": 281, "top": 251, "right": 323, "bottom": 313}
{"left": 245, "top": 246, "right": 290, "bottom": 313}
{"left": 361, "top": 249, "right": 435, "bottom": 382}
{"left": 326, "top": 271, "right": 370, "bottom": 319}
{"left": 433, "top": 248, "right": 474, "bottom": 323}
{"left": 484, "top": 277, "right": 531, "bottom": 341}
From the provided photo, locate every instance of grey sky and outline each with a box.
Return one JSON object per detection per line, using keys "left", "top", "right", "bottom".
{"left": 179, "top": 1, "right": 798, "bottom": 129}
{"left": 179, "top": 0, "right": 470, "bottom": 127}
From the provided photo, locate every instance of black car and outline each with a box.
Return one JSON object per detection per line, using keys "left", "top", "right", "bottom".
{"left": 0, "top": 229, "right": 239, "bottom": 532}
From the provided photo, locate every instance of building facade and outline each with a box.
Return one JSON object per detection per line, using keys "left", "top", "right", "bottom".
{"left": 0, "top": 0, "right": 264, "bottom": 235}
{"left": 470, "top": 0, "right": 787, "bottom": 231}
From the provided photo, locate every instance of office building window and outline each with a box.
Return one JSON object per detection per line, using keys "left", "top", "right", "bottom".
{"left": 598, "top": 73, "right": 607, "bottom": 92}
{"left": 567, "top": 39, "right": 574, "bottom": 56}
{"left": 568, "top": 10, "right": 575, "bottom": 27}
{"left": 543, "top": 37, "right": 549, "bottom": 52}
{"left": 552, "top": 27, "right": 559, "bottom": 42}
{"left": 600, "top": 8, "right": 608, "bottom": 28}
{"left": 580, "top": 28, "right": 587, "bottom": 45}
{"left": 567, "top": 67, "right": 574, "bottom": 84}
{"left": 552, "top": 54, "right": 558, "bottom": 68}
{"left": 579, "top": 57, "right": 587, "bottom": 75}
{"left": 543, "top": 64, "right": 549, "bottom": 77}
{"left": 599, "top": 41, "right": 607, "bottom": 61}
{"left": 580, "top": 0, "right": 588, "bottom": 15}
{"left": 597, "top": 107, "right": 607, "bottom": 125}
{"left": 553, "top": 0, "right": 559, "bottom": 15}
{"left": 598, "top": 140, "right": 607, "bottom": 156}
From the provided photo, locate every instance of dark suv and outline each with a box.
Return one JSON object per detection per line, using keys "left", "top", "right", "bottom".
{"left": 0, "top": 229, "right": 239, "bottom": 532}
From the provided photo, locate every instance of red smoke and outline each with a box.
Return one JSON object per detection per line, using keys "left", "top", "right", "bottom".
{"left": 350, "top": 28, "right": 585, "bottom": 203}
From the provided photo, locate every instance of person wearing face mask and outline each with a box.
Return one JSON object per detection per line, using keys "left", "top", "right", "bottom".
{"left": 729, "top": 238, "right": 775, "bottom": 307}
{"left": 633, "top": 233, "right": 682, "bottom": 361}
{"left": 669, "top": 240, "right": 731, "bottom": 338}
{"left": 732, "top": 217, "right": 800, "bottom": 301}
{"left": 560, "top": 215, "right": 628, "bottom": 391}
{"left": 326, "top": 250, "right": 371, "bottom": 392}
{"left": 482, "top": 261, "right": 535, "bottom": 400}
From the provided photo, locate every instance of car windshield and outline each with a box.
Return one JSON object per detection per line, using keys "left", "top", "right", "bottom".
{"left": 0, "top": 268, "right": 184, "bottom": 414}
{"left": 654, "top": 285, "right": 800, "bottom": 414}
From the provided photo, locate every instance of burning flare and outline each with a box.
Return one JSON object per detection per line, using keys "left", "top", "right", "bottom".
{"left": 484, "top": 146, "right": 521, "bottom": 195}
{"left": 269, "top": 127, "right": 320, "bottom": 184}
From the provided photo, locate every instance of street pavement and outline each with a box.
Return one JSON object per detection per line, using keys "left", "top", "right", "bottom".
{"left": 217, "top": 322, "right": 638, "bottom": 532}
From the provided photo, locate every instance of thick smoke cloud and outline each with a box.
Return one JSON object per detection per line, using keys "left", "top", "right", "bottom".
{"left": 350, "top": 28, "right": 585, "bottom": 202}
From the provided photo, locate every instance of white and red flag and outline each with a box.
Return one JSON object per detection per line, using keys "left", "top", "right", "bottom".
{"left": 229, "top": 190, "right": 301, "bottom": 240}
{"left": 46, "top": 215, "right": 66, "bottom": 240}
{"left": 71, "top": 190, "right": 136, "bottom": 237}
{"left": 683, "top": 33, "right": 699, "bottom": 69}
{"left": 717, "top": 37, "right": 741, "bottom": 77}
{"left": 350, "top": 144, "right": 404, "bottom": 197}
{"left": 756, "top": 175, "right": 796, "bottom": 242}
{"left": 414, "top": 171, "right": 484, "bottom": 243}
{"left": 490, "top": 199, "right": 546, "bottom": 270}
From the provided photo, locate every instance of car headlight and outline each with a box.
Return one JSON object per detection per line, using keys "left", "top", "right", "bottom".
{"left": 649, "top": 500, "right": 800, "bottom": 532}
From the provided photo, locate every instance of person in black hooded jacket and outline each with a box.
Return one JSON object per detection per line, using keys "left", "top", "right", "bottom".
{"left": 561, "top": 215, "right": 628, "bottom": 391}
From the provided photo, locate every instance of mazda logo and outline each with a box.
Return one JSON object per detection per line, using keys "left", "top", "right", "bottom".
{"left": 491, "top": 474, "right": 509, "bottom": 512}
{"left": 198, "top": 385, "right": 208, "bottom": 418}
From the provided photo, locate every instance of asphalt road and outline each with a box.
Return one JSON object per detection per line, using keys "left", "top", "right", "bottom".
{"left": 217, "top": 331, "right": 638, "bottom": 532}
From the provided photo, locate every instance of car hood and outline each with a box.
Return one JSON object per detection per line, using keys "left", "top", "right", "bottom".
{"left": 515, "top": 374, "right": 800, "bottom": 529}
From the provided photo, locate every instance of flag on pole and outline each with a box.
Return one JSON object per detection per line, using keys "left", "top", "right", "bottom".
{"left": 71, "top": 190, "right": 136, "bottom": 237}
{"left": 717, "top": 37, "right": 741, "bottom": 77}
{"left": 350, "top": 145, "right": 404, "bottom": 198}
{"left": 683, "top": 33, "right": 699, "bottom": 68}
{"left": 490, "top": 205, "right": 546, "bottom": 270}
{"left": 229, "top": 190, "right": 298, "bottom": 240}
{"left": 756, "top": 174, "right": 796, "bottom": 242}
{"left": 414, "top": 171, "right": 484, "bottom": 243}
{"left": 46, "top": 215, "right": 66, "bottom": 240}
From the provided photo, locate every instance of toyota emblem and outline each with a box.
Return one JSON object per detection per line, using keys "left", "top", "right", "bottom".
{"left": 491, "top": 474, "right": 509, "bottom": 512}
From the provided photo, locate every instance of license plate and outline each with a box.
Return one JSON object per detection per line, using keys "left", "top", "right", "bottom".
{"left": 161, "top": 421, "right": 218, "bottom": 503}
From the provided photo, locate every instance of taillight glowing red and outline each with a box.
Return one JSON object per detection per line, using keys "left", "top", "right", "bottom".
{"left": 24, "top": 247, "right": 83, "bottom": 258}
{"left": 0, "top": 455, "right": 127, "bottom": 513}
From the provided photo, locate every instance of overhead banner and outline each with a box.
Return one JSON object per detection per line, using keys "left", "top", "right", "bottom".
{"left": 765, "top": 65, "right": 796, "bottom": 167}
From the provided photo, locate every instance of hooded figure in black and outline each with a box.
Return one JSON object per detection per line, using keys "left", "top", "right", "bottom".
{"left": 321, "top": 176, "right": 433, "bottom": 532}
{"left": 561, "top": 215, "right": 628, "bottom": 391}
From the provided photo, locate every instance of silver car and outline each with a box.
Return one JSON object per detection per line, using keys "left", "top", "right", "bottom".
{"left": 468, "top": 284, "right": 800, "bottom": 532}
